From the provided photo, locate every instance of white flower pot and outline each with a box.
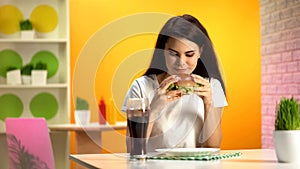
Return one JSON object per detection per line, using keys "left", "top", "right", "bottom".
{"left": 274, "top": 130, "right": 300, "bottom": 163}
{"left": 21, "top": 75, "right": 31, "bottom": 85}
{"left": 6, "top": 70, "right": 21, "bottom": 85}
{"left": 21, "top": 30, "right": 34, "bottom": 39}
{"left": 75, "top": 110, "right": 91, "bottom": 125}
{"left": 31, "top": 70, "right": 47, "bottom": 85}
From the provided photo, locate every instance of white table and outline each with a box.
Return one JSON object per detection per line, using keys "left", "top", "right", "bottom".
{"left": 69, "top": 149, "right": 299, "bottom": 169}
{"left": 49, "top": 122, "right": 127, "bottom": 154}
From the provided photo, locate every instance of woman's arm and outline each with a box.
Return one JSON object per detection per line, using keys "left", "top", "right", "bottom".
{"left": 125, "top": 75, "right": 180, "bottom": 151}
{"left": 191, "top": 75, "right": 225, "bottom": 148}
{"left": 146, "top": 74, "right": 181, "bottom": 139}
{"left": 201, "top": 106, "right": 223, "bottom": 147}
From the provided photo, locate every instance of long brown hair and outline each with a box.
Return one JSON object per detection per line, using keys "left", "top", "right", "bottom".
{"left": 144, "top": 14, "right": 226, "bottom": 95}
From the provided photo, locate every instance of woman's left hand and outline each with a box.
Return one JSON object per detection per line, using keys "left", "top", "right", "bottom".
{"left": 191, "top": 74, "right": 213, "bottom": 107}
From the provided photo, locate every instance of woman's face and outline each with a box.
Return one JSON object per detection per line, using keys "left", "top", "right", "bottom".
{"left": 164, "top": 37, "right": 202, "bottom": 75}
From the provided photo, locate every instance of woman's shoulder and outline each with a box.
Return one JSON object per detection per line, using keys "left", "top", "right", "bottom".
{"left": 134, "top": 75, "right": 157, "bottom": 85}
{"left": 132, "top": 74, "right": 158, "bottom": 89}
{"left": 209, "top": 77, "right": 224, "bottom": 93}
{"left": 209, "top": 77, "right": 228, "bottom": 107}
{"left": 210, "top": 77, "right": 221, "bottom": 86}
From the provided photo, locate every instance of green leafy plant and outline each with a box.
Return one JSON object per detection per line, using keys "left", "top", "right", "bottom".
{"left": 33, "top": 61, "right": 47, "bottom": 70}
{"left": 21, "top": 63, "right": 33, "bottom": 75}
{"left": 20, "top": 19, "right": 33, "bottom": 31}
{"left": 5, "top": 66, "right": 20, "bottom": 78}
{"left": 6, "top": 66, "right": 19, "bottom": 72}
{"left": 76, "top": 97, "right": 89, "bottom": 110}
{"left": 275, "top": 97, "right": 300, "bottom": 130}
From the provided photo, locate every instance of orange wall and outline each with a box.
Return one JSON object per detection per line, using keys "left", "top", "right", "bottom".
{"left": 70, "top": 0, "right": 261, "bottom": 151}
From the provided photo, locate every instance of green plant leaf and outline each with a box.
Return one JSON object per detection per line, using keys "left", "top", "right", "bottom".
{"left": 33, "top": 61, "right": 47, "bottom": 70}
{"left": 6, "top": 66, "right": 19, "bottom": 72}
{"left": 20, "top": 19, "right": 33, "bottom": 31}
{"left": 76, "top": 97, "right": 89, "bottom": 110}
{"left": 21, "top": 63, "right": 33, "bottom": 75}
{"left": 275, "top": 97, "right": 300, "bottom": 130}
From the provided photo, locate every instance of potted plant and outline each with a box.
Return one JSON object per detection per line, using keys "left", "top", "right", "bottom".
{"left": 31, "top": 61, "right": 47, "bottom": 85}
{"left": 75, "top": 97, "right": 90, "bottom": 125}
{"left": 274, "top": 97, "right": 300, "bottom": 163}
{"left": 21, "top": 63, "right": 33, "bottom": 84}
{"left": 6, "top": 66, "right": 21, "bottom": 85}
{"left": 20, "top": 19, "right": 34, "bottom": 39}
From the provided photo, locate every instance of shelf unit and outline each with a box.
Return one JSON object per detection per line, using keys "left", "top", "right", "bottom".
{"left": 0, "top": 0, "right": 70, "bottom": 168}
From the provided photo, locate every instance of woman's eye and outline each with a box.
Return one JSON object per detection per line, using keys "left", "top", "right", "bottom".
{"left": 186, "top": 53, "right": 195, "bottom": 57}
{"left": 168, "top": 51, "right": 178, "bottom": 56}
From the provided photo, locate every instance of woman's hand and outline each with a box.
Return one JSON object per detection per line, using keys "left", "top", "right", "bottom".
{"left": 191, "top": 74, "right": 213, "bottom": 107}
{"left": 160, "top": 75, "right": 182, "bottom": 101}
{"left": 149, "top": 75, "right": 181, "bottom": 119}
{"left": 151, "top": 75, "right": 181, "bottom": 106}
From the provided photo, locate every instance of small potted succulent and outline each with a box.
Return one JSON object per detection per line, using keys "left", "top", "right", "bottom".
{"left": 6, "top": 66, "right": 21, "bottom": 85}
{"left": 75, "top": 97, "right": 90, "bottom": 125}
{"left": 31, "top": 61, "right": 47, "bottom": 85}
{"left": 20, "top": 19, "right": 34, "bottom": 39}
{"left": 21, "top": 63, "right": 33, "bottom": 84}
{"left": 274, "top": 97, "right": 300, "bottom": 163}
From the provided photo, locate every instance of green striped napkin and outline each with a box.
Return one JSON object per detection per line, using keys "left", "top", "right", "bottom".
{"left": 147, "top": 152, "right": 241, "bottom": 161}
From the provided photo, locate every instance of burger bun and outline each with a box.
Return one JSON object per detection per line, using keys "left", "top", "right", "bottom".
{"left": 176, "top": 74, "right": 196, "bottom": 87}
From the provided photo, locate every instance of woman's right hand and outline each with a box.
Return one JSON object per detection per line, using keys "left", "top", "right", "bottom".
{"left": 162, "top": 75, "right": 182, "bottom": 101}
{"left": 150, "top": 75, "right": 181, "bottom": 119}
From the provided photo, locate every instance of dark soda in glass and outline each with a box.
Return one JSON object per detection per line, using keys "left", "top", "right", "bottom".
{"left": 127, "top": 108, "right": 149, "bottom": 159}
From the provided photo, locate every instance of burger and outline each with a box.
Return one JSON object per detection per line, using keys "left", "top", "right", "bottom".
{"left": 168, "top": 74, "right": 203, "bottom": 95}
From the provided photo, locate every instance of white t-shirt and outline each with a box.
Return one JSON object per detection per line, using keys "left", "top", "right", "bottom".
{"left": 122, "top": 74, "right": 228, "bottom": 152}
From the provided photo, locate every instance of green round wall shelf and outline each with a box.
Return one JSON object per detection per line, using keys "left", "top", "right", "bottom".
{"left": 30, "top": 50, "right": 59, "bottom": 79}
{"left": 0, "top": 49, "right": 23, "bottom": 78}
{"left": 30, "top": 92, "right": 58, "bottom": 120}
{"left": 0, "top": 94, "right": 23, "bottom": 121}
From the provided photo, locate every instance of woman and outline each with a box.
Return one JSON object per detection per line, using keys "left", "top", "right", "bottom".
{"left": 123, "top": 14, "right": 227, "bottom": 152}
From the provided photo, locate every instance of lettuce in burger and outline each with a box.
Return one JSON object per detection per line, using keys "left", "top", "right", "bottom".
{"left": 168, "top": 74, "right": 203, "bottom": 95}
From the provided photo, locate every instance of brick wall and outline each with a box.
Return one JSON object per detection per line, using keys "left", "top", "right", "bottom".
{"left": 260, "top": 0, "right": 300, "bottom": 148}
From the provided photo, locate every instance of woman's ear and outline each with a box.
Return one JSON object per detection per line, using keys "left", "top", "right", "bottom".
{"left": 198, "top": 45, "right": 204, "bottom": 58}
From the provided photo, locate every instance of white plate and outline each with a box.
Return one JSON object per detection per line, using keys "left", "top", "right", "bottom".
{"left": 155, "top": 148, "right": 220, "bottom": 156}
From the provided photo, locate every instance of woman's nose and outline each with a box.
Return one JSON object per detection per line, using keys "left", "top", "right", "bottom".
{"left": 176, "top": 55, "right": 186, "bottom": 65}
